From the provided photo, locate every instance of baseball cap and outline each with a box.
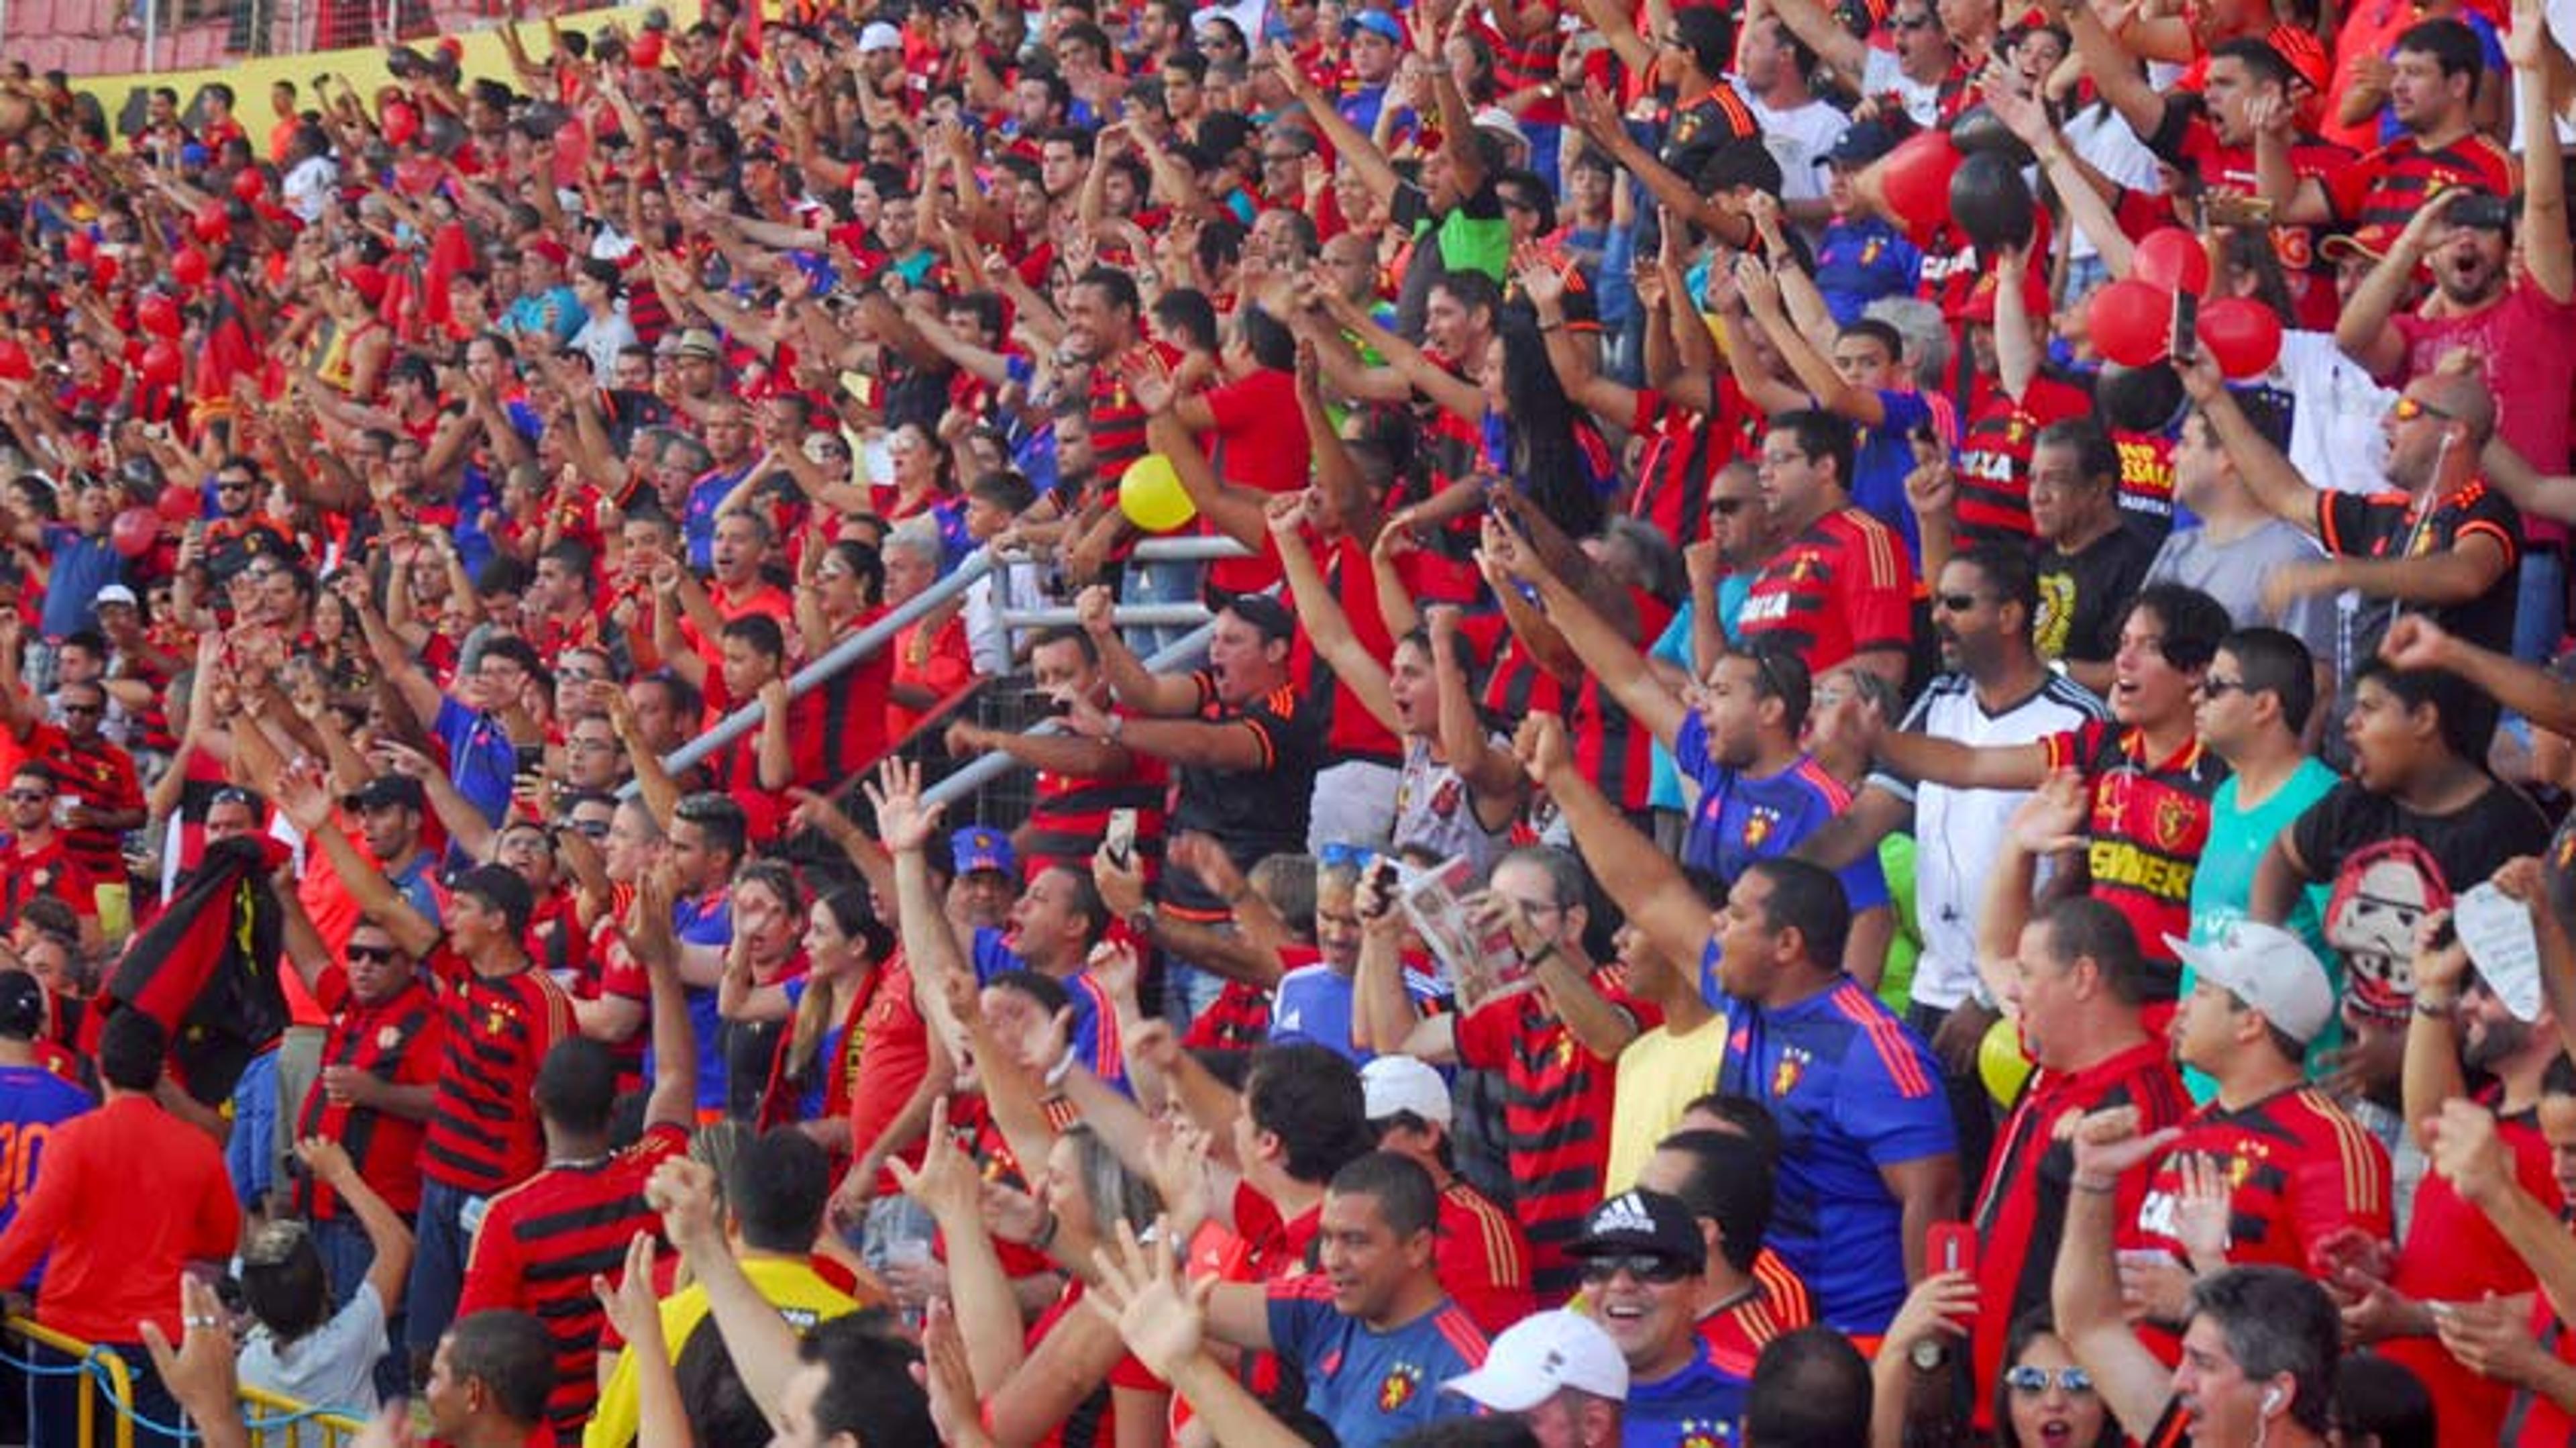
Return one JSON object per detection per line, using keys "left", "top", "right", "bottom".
{"left": 0, "top": 970, "right": 43, "bottom": 1041}
{"left": 2165, "top": 921, "right": 2335, "bottom": 1044}
{"left": 1443, "top": 1311, "right": 1629, "bottom": 1412}
{"left": 1566, "top": 1188, "right": 1709, "bottom": 1272}
{"left": 93, "top": 584, "right": 139, "bottom": 609}
{"left": 953, "top": 826, "right": 1015, "bottom": 876}
{"left": 1823, "top": 119, "right": 1898, "bottom": 168}
{"left": 1472, "top": 107, "right": 1529, "bottom": 152}
{"left": 2320, "top": 224, "right": 2398, "bottom": 265}
{"left": 1344, "top": 9, "right": 1405, "bottom": 43}
{"left": 343, "top": 774, "right": 427, "bottom": 813}
{"left": 673, "top": 328, "right": 723, "bottom": 360}
{"left": 1362, "top": 1055, "right": 1453, "bottom": 1127}
{"left": 859, "top": 20, "right": 903, "bottom": 50}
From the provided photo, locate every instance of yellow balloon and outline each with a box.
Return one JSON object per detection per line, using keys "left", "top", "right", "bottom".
{"left": 1980, "top": 1017, "right": 2034, "bottom": 1106}
{"left": 1118, "top": 454, "right": 1197, "bottom": 533}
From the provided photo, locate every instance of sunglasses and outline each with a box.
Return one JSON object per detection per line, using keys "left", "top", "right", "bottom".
{"left": 346, "top": 944, "right": 402, "bottom": 964}
{"left": 1710, "top": 497, "right": 1754, "bottom": 517}
{"left": 1577, "top": 1253, "right": 1695, "bottom": 1285}
{"left": 5, "top": 790, "right": 48, "bottom": 803}
{"left": 1319, "top": 841, "right": 1375, "bottom": 870}
{"left": 2004, "top": 1366, "right": 2094, "bottom": 1395}
{"left": 1935, "top": 592, "right": 1988, "bottom": 612}
{"left": 2392, "top": 395, "right": 2455, "bottom": 423}
{"left": 2196, "top": 676, "right": 2250, "bottom": 699}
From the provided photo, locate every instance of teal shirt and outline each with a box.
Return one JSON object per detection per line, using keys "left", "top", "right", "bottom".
{"left": 2182, "top": 757, "right": 2341, "bottom": 1101}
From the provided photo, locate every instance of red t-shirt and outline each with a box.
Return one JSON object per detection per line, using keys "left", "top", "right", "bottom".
{"left": 844, "top": 955, "right": 933, "bottom": 1200}
{"left": 1199, "top": 368, "right": 1311, "bottom": 594}
{"left": 1737, "top": 506, "right": 1917, "bottom": 675}
{"left": 1434, "top": 1178, "right": 1536, "bottom": 1335}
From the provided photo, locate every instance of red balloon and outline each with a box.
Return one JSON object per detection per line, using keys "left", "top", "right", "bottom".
{"left": 191, "top": 199, "right": 231, "bottom": 246}
{"left": 110, "top": 507, "right": 159, "bottom": 560}
{"left": 89, "top": 253, "right": 118, "bottom": 291}
{"left": 63, "top": 231, "right": 95, "bottom": 265}
{"left": 2199, "top": 297, "right": 2285, "bottom": 380}
{"left": 231, "top": 167, "right": 265, "bottom": 203}
{"left": 0, "top": 340, "right": 31, "bottom": 383}
{"left": 1878, "top": 132, "right": 1961, "bottom": 244}
{"left": 171, "top": 248, "right": 209, "bottom": 289}
{"left": 138, "top": 340, "right": 182, "bottom": 387}
{"left": 2089, "top": 278, "right": 2174, "bottom": 368}
{"left": 2133, "top": 228, "right": 2212, "bottom": 298}
{"left": 138, "top": 293, "right": 181, "bottom": 339}
{"left": 156, "top": 483, "right": 199, "bottom": 525}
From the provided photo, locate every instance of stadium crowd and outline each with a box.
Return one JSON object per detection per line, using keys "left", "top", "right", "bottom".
{"left": 0, "top": 0, "right": 2574, "bottom": 1442}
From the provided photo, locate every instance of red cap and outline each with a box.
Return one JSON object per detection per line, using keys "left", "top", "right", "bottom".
{"left": 2267, "top": 25, "right": 2328, "bottom": 93}
{"left": 529, "top": 238, "right": 572, "bottom": 268}
{"left": 339, "top": 262, "right": 389, "bottom": 303}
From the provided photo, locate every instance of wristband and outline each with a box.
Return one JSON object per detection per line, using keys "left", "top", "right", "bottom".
{"left": 1523, "top": 941, "right": 1561, "bottom": 968}
{"left": 1030, "top": 1209, "right": 1061, "bottom": 1251}
{"left": 2412, "top": 994, "right": 2459, "bottom": 1019}
{"left": 2071, "top": 1176, "right": 2117, "bottom": 1195}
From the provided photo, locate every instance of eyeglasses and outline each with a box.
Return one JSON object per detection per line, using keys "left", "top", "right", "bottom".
{"left": 2004, "top": 1365, "right": 2094, "bottom": 1395}
{"left": 215, "top": 478, "right": 254, "bottom": 492}
{"left": 345, "top": 944, "right": 401, "bottom": 964}
{"left": 1500, "top": 196, "right": 1538, "bottom": 213}
{"left": 1756, "top": 450, "right": 1809, "bottom": 472}
{"left": 60, "top": 703, "right": 101, "bottom": 717}
{"left": 1577, "top": 1254, "right": 1695, "bottom": 1285}
{"left": 1710, "top": 497, "right": 1754, "bottom": 517}
{"left": 2392, "top": 395, "right": 2455, "bottom": 423}
{"left": 2196, "top": 676, "right": 2250, "bottom": 699}
{"left": 571, "top": 819, "right": 612, "bottom": 840}
{"left": 1935, "top": 592, "right": 1988, "bottom": 613}
{"left": 5, "top": 790, "right": 47, "bottom": 803}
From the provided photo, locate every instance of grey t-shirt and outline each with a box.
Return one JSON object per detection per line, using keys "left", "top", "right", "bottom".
{"left": 2144, "top": 519, "right": 2340, "bottom": 662}
{"left": 238, "top": 1280, "right": 386, "bottom": 1431}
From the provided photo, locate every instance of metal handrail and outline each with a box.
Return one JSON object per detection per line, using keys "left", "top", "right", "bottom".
{"left": 3, "top": 1316, "right": 137, "bottom": 1448}
{"left": 922, "top": 618, "right": 1220, "bottom": 809}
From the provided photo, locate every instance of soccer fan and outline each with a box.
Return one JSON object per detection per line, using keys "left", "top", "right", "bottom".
{"left": 1796, "top": 546, "right": 2106, "bottom": 1187}
{"left": 235, "top": 1137, "right": 415, "bottom": 1420}
{"left": 2054, "top": 1108, "right": 2342, "bottom": 1448}
{"left": 1195, "top": 1151, "right": 1491, "bottom": 1444}
{"left": 1635, "top": 1127, "right": 1806, "bottom": 1374}
{"left": 1359, "top": 1053, "right": 1536, "bottom": 1335}
{"left": 1439, "top": 1311, "right": 1632, "bottom": 1443}
{"left": 2138, "top": 924, "right": 2394, "bottom": 1284}
{"left": 1529, "top": 709, "right": 1956, "bottom": 1335}
{"left": 0, "top": 1010, "right": 237, "bottom": 1448}
{"left": 1967, "top": 898, "right": 2191, "bottom": 1413}
{"left": 1566, "top": 1188, "right": 1762, "bottom": 1432}
{"left": 943, "top": 625, "right": 1171, "bottom": 881}
{"left": 1352, "top": 843, "right": 1649, "bottom": 1300}
{"left": 1733, "top": 410, "right": 1918, "bottom": 685}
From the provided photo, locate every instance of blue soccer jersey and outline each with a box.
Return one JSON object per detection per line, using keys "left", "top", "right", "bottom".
{"left": 1267, "top": 1277, "right": 1488, "bottom": 1446}
{"left": 972, "top": 928, "right": 1128, "bottom": 1092}
{"left": 0, "top": 1063, "right": 93, "bottom": 1290}
{"left": 1271, "top": 963, "right": 1443, "bottom": 1064}
{"left": 1625, "top": 1337, "right": 1750, "bottom": 1447}
{"left": 1675, "top": 716, "right": 1888, "bottom": 917}
{"left": 1706, "top": 970, "right": 1955, "bottom": 1333}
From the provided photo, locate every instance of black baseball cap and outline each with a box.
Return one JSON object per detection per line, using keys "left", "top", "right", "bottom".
{"left": 0, "top": 970, "right": 44, "bottom": 1040}
{"left": 1567, "top": 1188, "right": 1709, "bottom": 1272}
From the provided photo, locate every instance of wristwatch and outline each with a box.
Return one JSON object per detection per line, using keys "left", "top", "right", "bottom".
{"left": 1909, "top": 1337, "right": 1951, "bottom": 1372}
{"left": 1126, "top": 904, "right": 1159, "bottom": 939}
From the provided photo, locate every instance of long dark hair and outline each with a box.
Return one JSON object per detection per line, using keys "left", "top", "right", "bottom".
{"left": 1493, "top": 309, "right": 1605, "bottom": 539}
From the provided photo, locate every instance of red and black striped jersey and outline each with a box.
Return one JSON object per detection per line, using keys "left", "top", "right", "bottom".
{"left": 420, "top": 946, "right": 576, "bottom": 1195}
{"left": 297, "top": 972, "right": 443, "bottom": 1219}
{"left": 1737, "top": 507, "right": 1917, "bottom": 676}
{"left": 2322, "top": 132, "right": 2517, "bottom": 237}
{"left": 1954, "top": 374, "right": 2092, "bottom": 548}
{"left": 2134, "top": 1085, "right": 2393, "bottom": 1276}
{"left": 1020, "top": 749, "right": 1169, "bottom": 882}
{"left": 1454, "top": 970, "right": 1659, "bottom": 1300}
{"left": 2039, "top": 721, "right": 2226, "bottom": 979}
{"left": 456, "top": 1123, "right": 686, "bottom": 1439}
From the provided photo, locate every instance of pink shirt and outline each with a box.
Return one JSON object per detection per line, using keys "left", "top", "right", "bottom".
{"left": 2393, "top": 279, "right": 2576, "bottom": 546}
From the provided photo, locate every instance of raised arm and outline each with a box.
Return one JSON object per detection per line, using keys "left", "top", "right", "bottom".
{"left": 1517, "top": 713, "right": 1713, "bottom": 977}
{"left": 2053, "top": 1109, "right": 2188, "bottom": 1441}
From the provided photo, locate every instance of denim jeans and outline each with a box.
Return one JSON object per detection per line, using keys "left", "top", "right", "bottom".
{"left": 405, "top": 1178, "right": 479, "bottom": 1359}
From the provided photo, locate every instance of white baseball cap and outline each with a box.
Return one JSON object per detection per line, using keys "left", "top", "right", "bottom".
{"left": 1444, "top": 1311, "right": 1629, "bottom": 1412}
{"left": 2165, "top": 921, "right": 2336, "bottom": 1045}
{"left": 1361, "top": 1055, "right": 1452, "bottom": 1127}
{"left": 858, "top": 20, "right": 903, "bottom": 50}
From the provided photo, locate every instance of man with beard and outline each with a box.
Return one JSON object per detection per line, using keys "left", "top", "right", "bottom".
{"left": 2355, "top": 878, "right": 2567, "bottom": 1445}
{"left": 2329, "top": 12, "right": 2569, "bottom": 660}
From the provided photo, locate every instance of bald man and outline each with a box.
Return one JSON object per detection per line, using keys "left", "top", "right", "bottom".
{"left": 2180, "top": 353, "right": 2518, "bottom": 741}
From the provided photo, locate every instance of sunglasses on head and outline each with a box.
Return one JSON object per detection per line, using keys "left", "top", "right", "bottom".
{"left": 1319, "top": 841, "right": 1375, "bottom": 870}
{"left": 2004, "top": 1365, "right": 2094, "bottom": 1395}
{"left": 1576, "top": 1253, "right": 1695, "bottom": 1285}
{"left": 2392, "top": 395, "right": 2455, "bottom": 423}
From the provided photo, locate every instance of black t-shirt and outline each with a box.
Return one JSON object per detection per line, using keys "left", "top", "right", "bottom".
{"left": 1165, "top": 670, "right": 1329, "bottom": 916}
{"left": 2291, "top": 778, "right": 2553, "bottom": 1025}
{"left": 2316, "top": 480, "right": 2522, "bottom": 658}
{"left": 2036, "top": 523, "right": 2161, "bottom": 666}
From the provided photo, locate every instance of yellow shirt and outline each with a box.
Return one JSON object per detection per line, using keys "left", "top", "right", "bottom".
{"left": 584, "top": 1255, "right": 859, "bottom": 1448}
{"left": 1602, "top": 1013, "right": 1731, "bottom": 1194}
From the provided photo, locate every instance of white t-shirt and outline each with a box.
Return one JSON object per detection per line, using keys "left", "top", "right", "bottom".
{"left": 2060, "top": 104, "right": 2165, "bottom": 262}
{"left": 238, "top": 1280, "right": 386, "bottom": 1435}
{"left": 1860, "top": 48, "right": 1945, "bottom": 131}
{"left": 1871, "top": 671, "right": 2107, "bottom": 1009}
{"left": 1737, "top": 86, "right": 1851, "bottom": 207}
{"left": 2272, "top": 330, "right": 2396, "bottom": 496}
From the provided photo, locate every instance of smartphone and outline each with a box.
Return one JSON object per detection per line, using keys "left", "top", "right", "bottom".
{"left": 1104, "top": 809, "right": 1138, "bottom": 869}
{"left": 513, "top": 741, "right": 545, "bottom": 777}
{"left": 2169, "top": 289, "right": 2199, "bottom": 364}
{"left": 1927, "top": 1221, "right": 1978, "bottom": 1278}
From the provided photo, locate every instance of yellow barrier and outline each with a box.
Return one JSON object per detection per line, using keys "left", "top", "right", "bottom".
{"left": 65, "top": 0, "right": 696, "bottom": 129}
{"left": 237, "top": 1383, "right": 366, "bottom": 1448}
{"left": 3, "top": 1314, "right": 138, "bottom": 1448}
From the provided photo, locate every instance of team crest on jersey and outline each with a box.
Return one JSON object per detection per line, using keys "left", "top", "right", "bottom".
{"left": 1676, "top": 1420, "right": 1737, "bottom": 1448}
{"left": 2145, "top": 794, "right": 2192, "bottom": 851}
{"left": 1378, "top": 1363, "right": 1423, "bottom": 1412}
{"left": 1860, "top": 238, "right": 1883, "bottom": 267}
{"left": 376, "top": 1025, "right": 402, "bottom": 1051}
{"left": 1772, "top": 1046, "right": 1813, "bottom": 1096}
{"left": 1741, "top": 807, "right": 1778, "bottom": 850}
